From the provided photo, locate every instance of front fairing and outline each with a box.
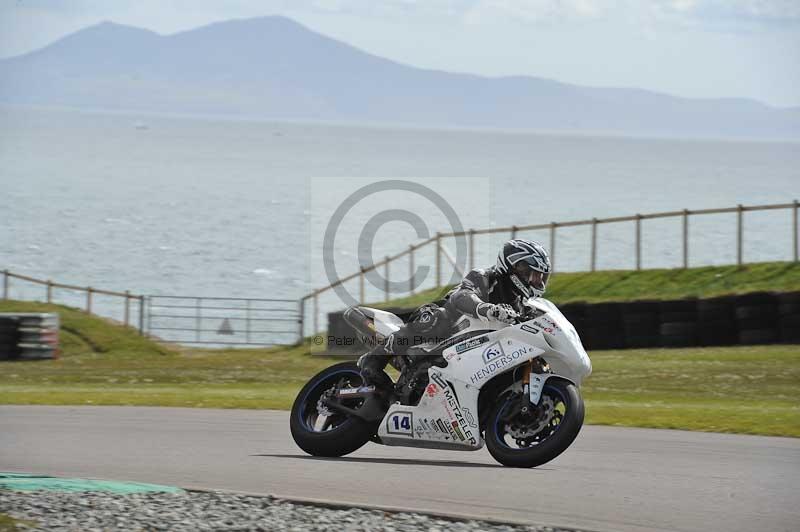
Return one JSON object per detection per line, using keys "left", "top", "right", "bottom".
{"left": 523, "top": 298, "right": 592, "bottom": 384}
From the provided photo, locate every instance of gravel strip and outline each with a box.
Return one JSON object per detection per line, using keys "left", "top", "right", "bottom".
{"left": 0, "top": 489, "right": 586, "bottom": 532}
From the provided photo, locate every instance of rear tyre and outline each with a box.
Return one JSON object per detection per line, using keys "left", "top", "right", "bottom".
{"left": 485, "top": 378, "right": 584, "bottom": 468}
{"left": 290, "top": 362, "right": 380, "bottom": 457}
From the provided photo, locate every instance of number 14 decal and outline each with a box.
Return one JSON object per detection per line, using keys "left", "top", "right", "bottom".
{"left": 387, "top": 411, "right": 413, "bottom": 436}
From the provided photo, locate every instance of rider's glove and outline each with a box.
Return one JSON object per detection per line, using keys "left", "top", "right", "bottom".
{"left": 476, "top": 303, "right": 518, "bottom": 325}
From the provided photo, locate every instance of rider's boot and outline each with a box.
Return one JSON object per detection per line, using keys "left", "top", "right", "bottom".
{"left": 358, "top": 334, "right": 395, "bottom": 389}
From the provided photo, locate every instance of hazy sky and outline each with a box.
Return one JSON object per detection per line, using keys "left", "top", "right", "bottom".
{"left": 1, "top": 0, "right": 798, "bottom": 107}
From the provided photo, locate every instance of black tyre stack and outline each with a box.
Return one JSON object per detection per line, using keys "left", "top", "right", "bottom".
{"left": 735, "top": 292, "right": 780, "bottom": 345}
{"left": 621, "top": 300, "right": 661, "bottom": 348}
{"left": 16, "top": 313, "right": 60, "bottom": 359}
{"left": 778, "top": 293, "right": 800, "bottom": 344}
{"left": 658, "top": 299, "right": 698, "bottom": 347}
{"left": 696, "top": 295, "right": 738, "bottom": 346}
{"left": 0, "top": 313, "right": 59, "bottom": 360}
{"left": 582, "top": 302, "right": 626, "bottom": 350}
{"left": 0, "top": 316, "right": 21, "bottom": 360}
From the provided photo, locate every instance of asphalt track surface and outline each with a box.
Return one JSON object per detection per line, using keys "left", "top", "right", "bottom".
{"left": 1, "top": 406, "right": 797, "bottom": 532}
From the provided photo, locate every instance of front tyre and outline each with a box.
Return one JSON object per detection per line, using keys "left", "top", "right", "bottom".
{"left": 290, "top": 362, "right": 379, "bottom": 457}
{"left": 485, "top": 378, "right": 584, "bottom": 468}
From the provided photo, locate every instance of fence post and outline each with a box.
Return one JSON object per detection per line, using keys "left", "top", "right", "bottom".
{"left": 549, "top": 223, "right": 557, "bottom": 271}
{"left": 86, "top": 287, "right": 93, "bottom": 314}
{"left": 139, "top": 296, "right": 145, "bottom": 335}
{"left": 409, "top": 245, "right": 415, "bottom": 294}
{"left": 468, "top": 230, "right": 475, "bottom": 271}
{"left": 737, "top": 204, "right": 744, "bottom": 266}
{"left": 246, "top": 299, "right": 251, "bottom": 344}
{"left": 3, "top": 270, "right": 9, "bottom": 300}
{"left": 435, "top": 232, "right": 442, "bottom": 287}
{"left": 297, "top": 298, "right": 305, "bottom": 344}
{"left": 124, "top": 290, "right": 130, "bottom": 326}
{"left": 384, "top": 256, "right": 390, "bottom": 302}
{"left": 591, "top": 218, "right": 598, "bottom": 272}
{"left": 313, "top": 291, "right": 319, "bottom": 334}
{"left": 794, "top": 199, "right": 798, "bottom": 263}
{"left": 47, "top": 280, "right": 53, "bottom": 303}
{"left": 682, "top": 209, "right": 689, "bottom": 269}
{"left": 635, "top": 214, "right": 642, "bottom": 270}
{"left": 196, "top": 297, "right": 202, "bottom": 342}
{"left": 511, "top": 225, "right": 518, "bottom": 239}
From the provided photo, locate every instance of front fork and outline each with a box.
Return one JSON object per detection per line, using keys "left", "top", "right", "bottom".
{"left": 520, "top": 358, "right": 549, "bottom": 415}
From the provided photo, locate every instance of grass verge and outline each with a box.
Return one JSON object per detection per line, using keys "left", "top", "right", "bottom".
{"left": 379, "top": 261, "right": 800, "bottom": 309}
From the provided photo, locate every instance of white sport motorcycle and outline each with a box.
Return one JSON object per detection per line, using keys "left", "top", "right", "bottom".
{"left": 290, "top": 298, "right": 592, "bottom": 468}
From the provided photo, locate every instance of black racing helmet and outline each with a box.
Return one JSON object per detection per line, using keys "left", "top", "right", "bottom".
{"left": 496, "top": 239, "right": 551, "bottom": 299}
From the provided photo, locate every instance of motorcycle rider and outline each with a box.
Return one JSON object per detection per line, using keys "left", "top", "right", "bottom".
{"left": 356, "top": 238, "right": 552, "bottom": 387}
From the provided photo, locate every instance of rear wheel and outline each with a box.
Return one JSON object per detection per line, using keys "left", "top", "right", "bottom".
{"left": 485, "top": 378, "right": 584, "bottom": 468}
{"left": 290, "top": 362, "right": 380, "bottom": 457}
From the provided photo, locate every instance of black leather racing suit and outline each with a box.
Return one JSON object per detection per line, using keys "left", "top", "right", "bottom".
{"left": 444, "top": 265, "right": 526, "bottom": 320}
{"left": 359, "top": 266, "right": 525, "bottom": 383}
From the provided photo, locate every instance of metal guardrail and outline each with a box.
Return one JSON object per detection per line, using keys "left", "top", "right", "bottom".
{"left": 299, "top": 200, "right": 800, "bottom": 334}
{"left": 1, "top": 270, "right": 145, "bottom": 332}
{"left": 146, "top": 295, "right": 301, "bottom": 346}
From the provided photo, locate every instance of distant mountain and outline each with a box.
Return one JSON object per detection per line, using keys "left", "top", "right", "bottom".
{"left": 1, "top": 16, "right": 798, "bottom": 139}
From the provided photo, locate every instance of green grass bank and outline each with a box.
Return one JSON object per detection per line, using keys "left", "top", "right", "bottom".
{"left": 380, "top": 261, "right": 800, "bottom": 309}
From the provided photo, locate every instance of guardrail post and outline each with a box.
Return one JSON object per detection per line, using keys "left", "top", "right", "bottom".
{"left": 47, "top": 280, "right": 53, "bottom": 303}
{"left": 682, "top": 209, "right": 689, "bottom": 269}
{"left": 384, "top": 256, "right": 390, "bottom": 302}
{"left": 196, "top": 297, "right": 202, "bottom": 342}
{"left": 246, "top": 299, "right": 251, "bottom": 344}
{"left": 468, "top": 230, "right": 475, "bottom": 271}
{"left": 139, "top": 296, "right": 145, "bottom": 335}
{"left": 3, "top": 270, "right": 9, "bottom": 300}
{"left": 297, "top": 298, "right": 305, "bottom": 343}
{"left": 635, "top": 214, "right": 642, "bottom": 270}
{"left": 409, "top": 245, "right": 415, "bottom": 294}
{"left": 313, "top": 292, "right": 319, "bottom": 334}
{"left": 124, "top": 290, "right": 130, "bottom": 326}
{"left": 737, "top": 204, "right": 744, "bottom": 266}
{"left": 549, "top": 223, "right": 557, "bottom": 271}
{"left": 793, "top": 199, "right": 798, "bottom": 263}
{"left": 435, "top": 232, "right": 442, "bottom": 287}
{"left": 591, "top": 218, "right": 598, "bottom": 272}
{"left": 86, "top": 287, "right": 93, "bottom": 314}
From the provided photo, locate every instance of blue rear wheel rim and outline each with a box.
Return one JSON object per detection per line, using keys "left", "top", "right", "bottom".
{"left": 298, "top": 369, "right": 363, "bottom": 432}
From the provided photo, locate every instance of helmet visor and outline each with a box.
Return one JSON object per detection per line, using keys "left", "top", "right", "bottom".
{"left": 513, "top": 261, "right": 550, "bottom": 292}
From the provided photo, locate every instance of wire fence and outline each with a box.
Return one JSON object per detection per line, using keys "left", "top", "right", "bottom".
{"left": 146, "top": 295, "right": 301, "bottom": 346}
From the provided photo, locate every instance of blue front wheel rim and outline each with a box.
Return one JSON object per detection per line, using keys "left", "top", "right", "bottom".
{"left": 493, "top": 385, "right": 567, "bottom": 450}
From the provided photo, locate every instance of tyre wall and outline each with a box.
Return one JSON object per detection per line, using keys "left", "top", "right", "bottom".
{"left": 0, "top": 313, "right": 60, "bottom": 360}
{"left": 325, "top": 292, "right": 800, "bottom": 352}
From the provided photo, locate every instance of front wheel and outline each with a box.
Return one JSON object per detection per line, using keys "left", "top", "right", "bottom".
{"left": 290, "top": 362, "right": 379, "bottom": 457}
{"left": 485, "top": 378, "right": 584, "bottom": 468}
